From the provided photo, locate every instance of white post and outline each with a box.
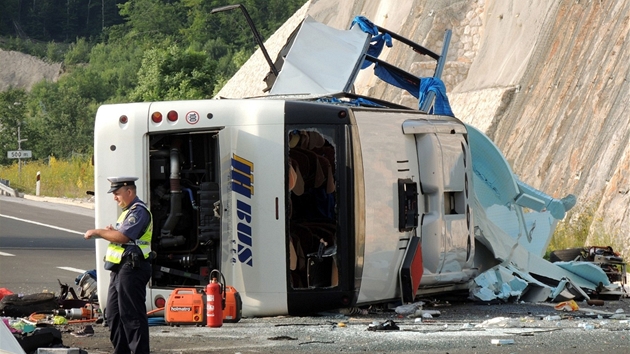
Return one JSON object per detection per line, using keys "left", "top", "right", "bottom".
{"left": 36, "top": 171, "right": 41, "bottom": 196}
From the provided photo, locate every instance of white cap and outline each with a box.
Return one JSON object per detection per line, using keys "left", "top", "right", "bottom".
{"left": 107, "top": 176, "right": 138, "bottom": 193}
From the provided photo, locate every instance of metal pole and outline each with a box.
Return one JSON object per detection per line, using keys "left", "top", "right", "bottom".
{"left": 17, "top": 124, "right": 21, "bottom": 178}
{"left": 420, "top": 29, "right": 452, "bottom": 113}
{"left": 210, "top": 4, "right": 279, "bottom": 76}
{"left": 16, "top": 119, "right": 28, "bottom": 183}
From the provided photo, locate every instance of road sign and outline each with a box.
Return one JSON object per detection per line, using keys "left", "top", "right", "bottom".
{"left": 7, "top": 150, "right": 32, "bottom": 159}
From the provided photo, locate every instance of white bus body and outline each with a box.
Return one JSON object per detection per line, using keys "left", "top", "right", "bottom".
{"left": 94, "top": 99, "right": 475, "bottom": 316}
{"left": 93, "top": 15, "right": 574, "bottom": 317}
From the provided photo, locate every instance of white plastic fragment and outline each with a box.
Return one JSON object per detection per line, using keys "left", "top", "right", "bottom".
{"left": 543, "top": 315, "right": 561, "bottom": 321}
{"left": 578, "top": 323, "right": 594, "bottom": 330}
{"left": 491, "top": 339, "right": 515, "bottom": 345}
{"left": 395, "top": 301, "right": 424, "bottom": 316}
{"left": 422, "top": 310, "right": 441, "bottom": 317}
{"left": 615, "top": 308, "right": 625, "bottom": 314}
{"left": 476, "top": 317, "right": 512, "bottom": 328}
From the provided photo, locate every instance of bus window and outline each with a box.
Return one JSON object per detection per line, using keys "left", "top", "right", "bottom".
{"left": 287, "top": 128, "right": 338, "bottom": 289}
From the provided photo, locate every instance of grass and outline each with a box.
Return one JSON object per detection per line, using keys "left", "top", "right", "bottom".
{"left": 546, "top": 205, "right": 627, "bottom": 261}
{"left": 547, "top": 206, "right": 593, "bottom": 253}
{"left": 0, "top": 156, "right": 93, "bottom": 198}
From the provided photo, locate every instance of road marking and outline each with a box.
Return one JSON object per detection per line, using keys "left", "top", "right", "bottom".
{"left": 57, "top": 266, "right": 87, "bottom": 274}
{"left": 0, "top": 214, "right": 83, "bottom": 235}
{"left": 0, "top": 251, "right": 16, "bottom": 256}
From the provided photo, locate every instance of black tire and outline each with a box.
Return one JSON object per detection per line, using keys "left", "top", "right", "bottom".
{"left": 549, "top": 247, "right": 584, "bottom": 262}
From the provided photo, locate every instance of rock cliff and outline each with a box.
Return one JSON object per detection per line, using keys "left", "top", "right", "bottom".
{"left": 217, "top": 0, "right": 630, "bottom": 256}
{"left": 0, "top": 49, "right": 62, "bottom": 91}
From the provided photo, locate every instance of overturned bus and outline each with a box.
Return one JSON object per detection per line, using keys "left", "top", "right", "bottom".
{"left": 93, "top": 15, "right": 580, "bottom": 317}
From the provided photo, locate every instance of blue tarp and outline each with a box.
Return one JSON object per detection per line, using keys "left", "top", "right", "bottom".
{"left": 418, "top": 77, "right": 454, "bottom": 116}
{"left": 373, "top": 63, "right": 419, "bottom": 97}
{"left": 317, "top": 96, "right": 384, "bottom": 107}
{"left": 350, "top": 16, "right": 392, "bottom": 69}
{"left": 351, "top": 16, "right": 454, "bottom": 116}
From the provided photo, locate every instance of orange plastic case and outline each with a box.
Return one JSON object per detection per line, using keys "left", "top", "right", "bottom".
{"left": 165, "top": 288, "right": 205, "bottom": 326}
{"left": 223, "top": 286, "right": 242, "bottom": 323}
{"left": 165, "top": 286, "right": 242, "bottom": 325}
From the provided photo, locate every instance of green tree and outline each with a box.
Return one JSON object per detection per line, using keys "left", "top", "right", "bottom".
{"left": 0, "top": 89, "right": 29, "bottom": 165}
{"left": 0, "top": 0, "right": 20, "bottom": 35}
{"left": 64, "top": 37, "right": 92, "bottom": 65}
{"left": 87, "top": 40, "right": 146, "bottom": 101}
{"left": 27, "top": 77, "right": 96, "bottom": 159}
{"left": 118, "top": 0, "right": 186, "bottom": 40}
{"left": 46, "top": 41, "right": 67, "bottom": 62}
{"left": 130, "top": 44, "right": 216, "bottom": 101}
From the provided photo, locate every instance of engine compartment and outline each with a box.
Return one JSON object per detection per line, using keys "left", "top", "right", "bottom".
{"left": 148, "top": 131, "right": 221, "bottom": 287}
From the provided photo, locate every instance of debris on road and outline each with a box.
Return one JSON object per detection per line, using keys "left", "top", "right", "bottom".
{"left": 367, "top": 319, "right": 400, "bottom": 331}
{"left": 491, "top": 338, "right": 515, "bottom": 345}
{"left": 554, "top": 300, "right": 579, "bottom": 311}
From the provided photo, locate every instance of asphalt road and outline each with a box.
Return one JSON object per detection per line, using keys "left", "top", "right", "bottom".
{"left": 3, "top": 195, "right": 630, "bottom": 354}
{"left": 62, "top": 300, "right": 630, "bottom": 354}
{"left": 0, "top": 195, "right": 96, "bottom": 295}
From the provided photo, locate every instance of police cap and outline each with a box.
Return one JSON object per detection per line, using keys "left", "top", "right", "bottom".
{"left": 107, "top": 177, "right": 138, "bottom": 193}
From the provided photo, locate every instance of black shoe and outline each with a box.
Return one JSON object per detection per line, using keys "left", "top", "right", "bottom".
{"left": 367, "top": 320, "right": 399, "bottom": 331}
{"left": 71, "top": 325, "right": 95, "bottom": 337}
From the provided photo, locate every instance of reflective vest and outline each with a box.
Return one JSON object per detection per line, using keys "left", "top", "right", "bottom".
{"left": 105, "top": 202, "right": 152, "bottom": 264}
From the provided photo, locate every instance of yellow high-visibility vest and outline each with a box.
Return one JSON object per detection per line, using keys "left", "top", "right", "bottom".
{"left": 105, "top": 202, "right": 152, "bottom": 264}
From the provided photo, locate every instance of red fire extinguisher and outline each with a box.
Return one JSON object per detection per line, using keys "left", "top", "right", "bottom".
{"left": 206, "top": 269, "right": 225, "bottom": 327}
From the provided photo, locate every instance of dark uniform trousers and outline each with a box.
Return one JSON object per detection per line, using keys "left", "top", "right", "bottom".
{"left": 107, "top": 256, "right": 151, "bottom": 354}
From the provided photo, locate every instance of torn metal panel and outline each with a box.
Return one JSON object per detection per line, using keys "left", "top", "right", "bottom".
{"left": 472, "top": 193, "right": 600, "bottom": 292}
{"left": 553, "top": 277, "right": 592, "bottom": 301}
{"left": 550, "top": 278, "right": 575, "bottom": 302}
{"left": 505, "top": 264, "right": 552, "bottom": 302}
{"left": 516, "top": 180, "right": 576, "bottom": 220}
{"left": 464, "top": 122, "right": 614, "bottom": 301}
{"left": 470, "top": 264, "right": 552, "bottom": 303}
{"left": 470, "top": 265, "right": 529, "bottom": 301}
{"left": 554, "top": 262, "right": 611, "bottom": 286}
{"left": 270, "top": 16, "right": 370, "bottom": 95}
{"left": 466, "top": 124, "right": 521, "bottom": 206}
{"left": 481, "top": 203, "right": 555, "bottom": 257}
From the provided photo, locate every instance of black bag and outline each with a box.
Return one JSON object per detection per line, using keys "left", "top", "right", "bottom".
{"left": 307, "top": 256, "right": 333, "bottom": 288}
{"left": 306, "top": 243, "right": 337, "bottom": 288}
{"left": 16, "top": 327, "right": 64, "bottom": 353}
{"left": 0, "top": 293, "right": 59, "bottom": 317}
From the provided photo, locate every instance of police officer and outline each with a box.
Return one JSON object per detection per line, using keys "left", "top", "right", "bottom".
{"left": 84, "top": 177, "right": 152, "bottom": 354}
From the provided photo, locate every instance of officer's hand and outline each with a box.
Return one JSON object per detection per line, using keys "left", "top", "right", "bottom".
{"left": 84, "top": 230, "right": 96, "bottom": 240}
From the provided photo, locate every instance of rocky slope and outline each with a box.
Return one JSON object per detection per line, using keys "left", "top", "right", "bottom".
{"left": 217, "top": 0, "right": 630, "bottom": 257}
{"left": 0, "top": 49, "right": 62, "bottom": 91}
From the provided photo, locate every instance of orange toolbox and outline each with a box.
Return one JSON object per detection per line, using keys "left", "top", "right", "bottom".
{"left": 165, "top": 288, "right": 205, "bottom": 326}
{"left": 223, "top": 285, "right": 242, "bottom": 323}
{"left": 165, "top": 286, "right": 242, "bottom": 325}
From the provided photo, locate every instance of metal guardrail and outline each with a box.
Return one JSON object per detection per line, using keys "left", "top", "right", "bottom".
{"left": 0, "top": 180, "right": 18, "bottom": 197}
